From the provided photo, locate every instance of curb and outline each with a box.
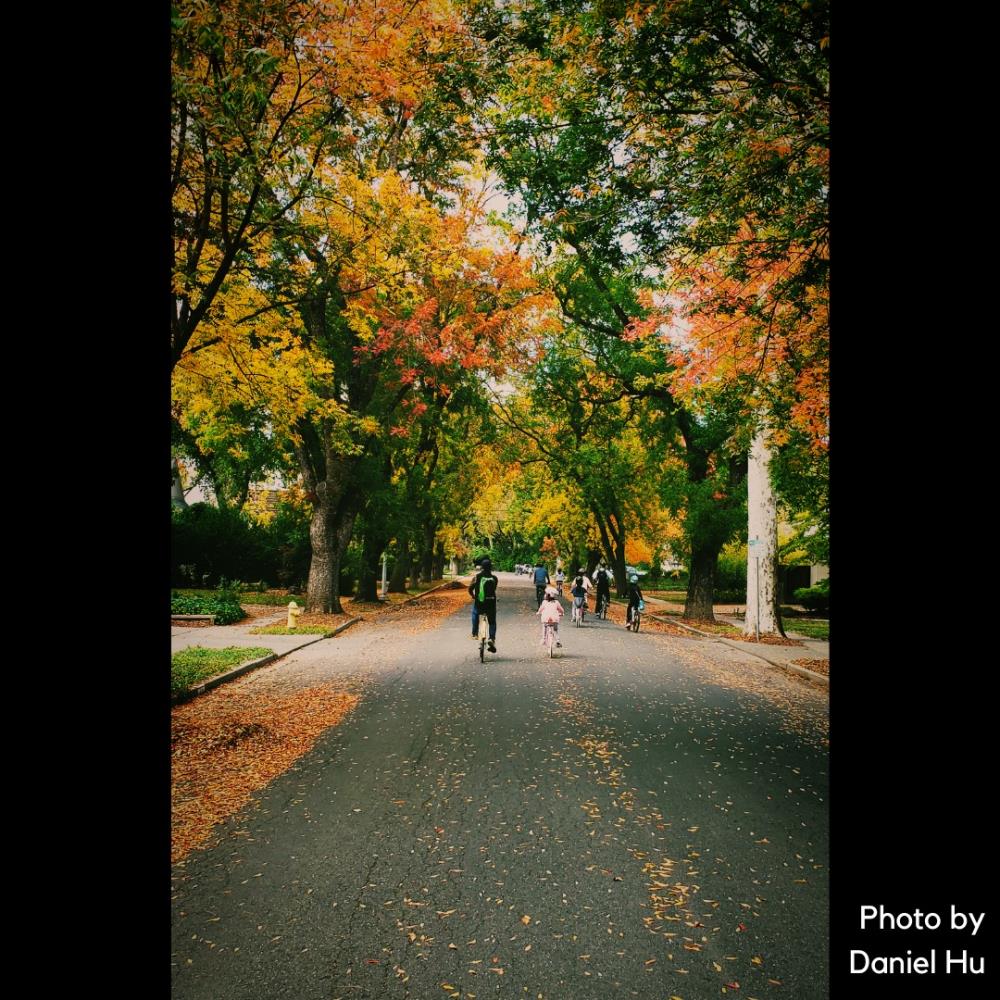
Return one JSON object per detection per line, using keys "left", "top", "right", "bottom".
{"left": 172, "top": 652, "right": 278, "bottom": 705}
{"left": 171, "top": 616, "right": 364, "bottom": 705}
{"left": 648, "top": 614, "right": 829, "bottom": 688}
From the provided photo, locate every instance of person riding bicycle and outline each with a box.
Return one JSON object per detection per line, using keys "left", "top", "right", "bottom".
{"left": 536, "top": 584, "right": 563, "bottom": 647}
{"left": 625, "top": 573, "right": 644, "bottom": 627}
{"left": 593, "top": 561, "right": 613, "bottom": 616}
{"left": 469, "top": 557, "right": 498, "bottom": 652}
{"left": 532, "top": 560, "right": 550, "bottom": 608}
{"left": 554, "top": 566, "right": 565, "bottom": 596}
{"left": 570, "top": 567, "right": 592, "bottom": 622}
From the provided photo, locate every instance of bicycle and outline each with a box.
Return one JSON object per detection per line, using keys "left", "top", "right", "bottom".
{"left": 542, "top": 621, "right": 559, "bottom": 657}
{"left": 597, "top": 592, "right": 610, "bottom": 620}
{"left": 573, "top": 596, "right": 587, "bottom": 626}
{"left": 627, "top": 602, "right": 642, "bottom": 632}
{"left": 476, "top": 610, "right": 497, "bottom": 662}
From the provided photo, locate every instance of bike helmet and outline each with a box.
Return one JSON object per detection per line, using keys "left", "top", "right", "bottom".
{"left": 544, "top": 585, "right": 558, "bottom": 598}
{"left": 480, "top": 557, "right": 493, "bottom": 570}
{"left": 629, "top": 573, "right": 638, "bottom": 583}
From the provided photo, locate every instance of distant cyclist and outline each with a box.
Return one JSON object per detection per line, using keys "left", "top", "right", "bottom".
{"left": 570, "top": 567, "right": 592, "bottom": 623}
{"left": 625, "top": 573, "right": 644, "bottom": 628}
{"left": 469, "top": 557, "right": 498, "bottom": 652}
{"left": 593, "top": 561, "right": 613, "bottom": 616}
{"left": 532, "top": 560, "right": 550, "bottom": 608}
{"left": 554, "top": 566, "right": 566, "bottom": 596}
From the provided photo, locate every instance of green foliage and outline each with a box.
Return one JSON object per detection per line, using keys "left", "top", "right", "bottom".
{"left": 171, "top": 501, "right": 311, "bottom": 591}
{"left": 170, "top": 593, "right": 246, "bottom": 625}
{"left": 171, "top": 502, "right": 267, "bottom": 588}
{"left": 773, "top": 430, "right": 829, "bottom": 564}
{"left": 171, "top": 646, "right": 272, "bottom": 697}
{"left": 793, "top": 578, "right": 830, "bottom": 613}
{"left": 339, "top": 540, "right": 362, "bottom": 597}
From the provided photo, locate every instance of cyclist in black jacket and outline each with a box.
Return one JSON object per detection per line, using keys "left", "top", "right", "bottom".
{"left": 469, "top": 557, "right": 498, "bottom": 652}
{"left": 593, "top": 561, "right": 613, "bottom": 616}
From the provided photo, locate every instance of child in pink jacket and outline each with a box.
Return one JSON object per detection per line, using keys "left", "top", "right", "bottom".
{"left": 536, "top": 586, "right": 563, "bottom": 647}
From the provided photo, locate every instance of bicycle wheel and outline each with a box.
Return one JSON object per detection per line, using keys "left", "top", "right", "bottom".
{"left": 632, "top": 613, "right": 640, "bottom": 633}
{"left": 480, "top": 637, "right": 485, "bottom": 662}
{"left": 548, "top": 627, "right": 554, "bottom": 657}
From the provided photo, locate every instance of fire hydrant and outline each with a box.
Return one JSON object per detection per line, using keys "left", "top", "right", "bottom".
{"left": 287, "top": 600, "right": 302, "bottom": 629}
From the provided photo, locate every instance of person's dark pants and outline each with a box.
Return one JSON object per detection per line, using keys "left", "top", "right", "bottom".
{"left": 472, "top": 602, "right": 497, "bottom": 641}
{"left": 596, "top": 585, "right": 610, "bottom": 611}
{"left": 535, "top": 584, "right": 546, "bottom": 607}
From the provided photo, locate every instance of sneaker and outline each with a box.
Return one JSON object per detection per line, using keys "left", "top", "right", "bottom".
{"left": 488, "top": 641, "right": 496, "bottom": 653}
{"left": 556, "top": 641, "right": 562, "bottom": 648}
{"left": 472, "top": 634, "right": 479, "bottom": 640}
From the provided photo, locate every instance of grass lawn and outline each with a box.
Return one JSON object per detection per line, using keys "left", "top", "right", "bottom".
{"left": 171, "top": 646, "right": 273, "bottom": 696}
{"left": 784, "top": 618, "right": 829, "bottom": 640}
{"left": 250, "top": 624, "right": 332, "bottom": 636}
{"left": 239, "top": 591, "right": 306, "bottom": 606}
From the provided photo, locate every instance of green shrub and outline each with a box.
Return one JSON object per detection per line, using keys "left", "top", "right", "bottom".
{"left": 713, "top": 588, "right": 746, "bottom": 604}
{"left": 170, "top": 593, "right": 246, "bottom": 625}
{"left": 715, "top": 548, "right": 748, "bottom": 591}
{"left": 793, "top": 578, "right": 830, "bottom": 613}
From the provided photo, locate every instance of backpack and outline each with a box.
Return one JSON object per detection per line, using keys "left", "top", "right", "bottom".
{"left": 572, "top": 575, "right": 585, "bottom": 596}
{"left": 532, "top": 566, "right": 548, "bottom": 586}
{"left": 477, "top": 573, "right": 497, "bottom": 603}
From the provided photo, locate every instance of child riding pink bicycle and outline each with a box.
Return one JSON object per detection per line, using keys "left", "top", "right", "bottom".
{"left": 536, "top": 585, "right": 563, "bottom": 649}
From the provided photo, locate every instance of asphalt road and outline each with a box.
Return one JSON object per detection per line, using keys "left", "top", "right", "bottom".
{"left": 171, "top": 572, "right": 829, "bottom": 999}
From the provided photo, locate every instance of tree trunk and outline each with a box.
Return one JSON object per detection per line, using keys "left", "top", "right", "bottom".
{"left": 684, "top": 540, "right": 722, "bottom": 622}
{"left": 420, "top": 520, "right": 436, "bottom": 583}
{"left": 356, "top": 527, "right": 389, "bottom": 603}
{"left": 327, "top": 509, "right": 356, "bottom": 613}
{"left": 432, "top": 541, "right": 446, "bottom": 580}
{"left": 593, "top": 509, "right": 628, "bottom": 596}
{"left": 306, "top": 484, "right": 335, "bottom": 612}
{"left": 745, "top": 423, "right": 782, "bottom": 636}
{"left": 388, "top": 541, "right": 411, "bottom": 593}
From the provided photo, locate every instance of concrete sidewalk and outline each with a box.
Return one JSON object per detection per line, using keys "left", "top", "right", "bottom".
{"left": 171, "top": 581, "right": 460, "bottom": 698}
{"left": 640, "top": 594, "right": 829, "bottom": 683}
